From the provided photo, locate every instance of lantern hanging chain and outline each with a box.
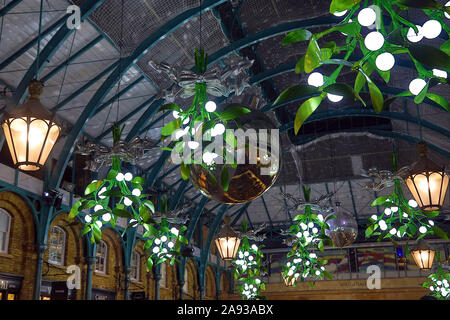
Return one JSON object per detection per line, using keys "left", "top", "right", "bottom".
{"left": 35, "top": 0, "right": 44, "bottom": 79}
{"left": 199, "top": 0, "right": 203, "bottom": 50}
{"left": 54, "top": 30, "right": 77, "bottom": 106}
{"left": 416, "top": 104, "right": 423, "bottom": 141}
{"left": 0, "top": 0, "right": 5, "bottom": 50}
{"left": 116, "top": 0, "right": 125, "bottom": 124}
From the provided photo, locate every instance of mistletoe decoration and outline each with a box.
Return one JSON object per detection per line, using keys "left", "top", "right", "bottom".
{"left": 156, "top": 48, "right": 251, "bottom": 184}
{"left": 232, "top": 222, "right": 267, "bottom": 300}
{"left": 277, "top": 0, "right": 449, "bottom": 134}
{"left": 422, "top": 263, "right": 450, "bottom": 300}
{"left": 282, "top": 186, "right": 334, "bottom": 286}
{"left": 365, "top": 154, "right": 448, "bottom": 243}
{"left": 69, "top": 124, "right": 189, "bottom": 270}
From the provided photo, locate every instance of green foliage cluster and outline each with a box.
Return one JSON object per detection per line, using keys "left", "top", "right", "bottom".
{"left": 422, "top": 264, "right": 450, "bottom": 300}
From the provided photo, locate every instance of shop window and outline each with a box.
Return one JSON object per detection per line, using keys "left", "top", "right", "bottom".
{"left": 130, "top": 251, "right": 140, "bottom": 281}
{"left": 160, "top": 262, "right": 167, "bottom": 288}
{"left": 0, "top": 209, "right": 11, "bottom": 253}
{"left": 95, "top": 241, "right": 107, "bottom": 274}
{"left": 48, "top": 226, "right": 66, "bottom": 265}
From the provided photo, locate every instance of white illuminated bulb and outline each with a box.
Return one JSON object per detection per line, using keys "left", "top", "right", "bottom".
{"left": 303, "top": 230, "right": 310, "bottom": 237}
{"left": 124, "top": 197, "right": 132, "bottom": 206}
{"left": 403, "top": 213, "right": 408, "bottom": 218}
{"left": 161, "top": 235, "right": 167, "bottom": 242}
{"left": 116, "top": 172, "right": 125, "bottom": 181}
{"left": 168, "top": 241, "right": 174, "bottom": 248}
{"left": 300, "top": 223, "right": 307, "bottom": 231}
{"left": 428, "top": 220, "right": 434, "bottom": 226}
{"left": 333, "top": 10, "right": 347, "bottom": 17}
{"left": 175, "top": 129, "right": 185, "bottom": 140}
{"left": 310, "top": 253, "right": 317, "bottom": 258}
{"left": 171, "top": 227, "right": 179, "bottom": 236}
{"left": 408, "top": 199, "right": 418, "bottom": 208}
{"left": 446, "top": 1, "right": 450, "bottom": 19}
{"left": 364, "top": 31, "right": 384, "bottom": 51}
{"left": 152, "top": 246, "right": 160, "bottom": 254}
{"left": 384, "top": 208, "right": 392, "bottom": 216}
{"left": 375, "top": 52, "right": 395, "bottom": 71}
{"left": 422, "top": 20, "right": 442, "bottom": 39}
{"left": 252, "top": 244, "right": 258, "bottom": 251}
{"left": 308, "top": 72, "right": 324, "bottom": 87}
{"left": 188, "top": 141, "right": 199, "bottom": 149}
{"left": 315, "top": 270, "right": 321, "bottom": 276}
{"left": 419, "top": 226, "right": 427, "bottom": 234}
{"left": 213, "top": 123, "right": 225, "bottom": 136}
{"left": 183, "top": 116, "right": 190, "bottom": 125}
{"left": 94, "top": 205, "right": 103, "bottom": 212}
{"left": 98, "top": 187, "right": 107, "bottom": 199}
{"left": 391, "top": 207, "right": 398, "bottom": 213}
{"left": 371, "top": 215, "right": 378, "bottom": 220}
{"left": 84, "top": 215, "right": 92, "bottom": 223}
{"left": 308, "top": 222, "right": 314, "bottom": 228}
{"left": 389, "top": 228, "right": 397, "bottom": 235}
{"left": 96, "top": 221, "right": 102, "bottom": 228}
{"left": 406, "top": 25, "right": 423, "bottom": 43}
{"left": 312, "top": 227, "right": 318, "bottom": 234}
{"left": 358, "top": 8, "right": 377, "bottom": 27}
{"left": 409, "top": 78, "right": 426, "bottom": 96}
{"left": 102, "top": 213, "right": 111, "bottom": 222}
{"left": 172, "top": 110, "right": 180, "bottom": 119}
{"left": 433, "top": 69, "right": 447, "bottom": 78}
{"left": 132, "top": 188, "right": 141, "bottom": 197}
{"left": 203, "top": 152, "right": 218, "bottom": 165}
{"left": 379, "top": 220, "right": 387, "bottom": 231}
{"left": 205, "top": 101, "right": 217, "bottom": 113}
{"left": 124, "top": 172, "right": 133, "bottom": 181}
{"left": 154, "top": 238, "right": 161, "bottom": 245}
{"left": 296, "top": 232, "right": 302, "bottom": 238}
{"left": 327, "top": 93, "right": 343, "bottom": 103}
{"left": 317, "top": 214, "right": 324, "bottom": 222}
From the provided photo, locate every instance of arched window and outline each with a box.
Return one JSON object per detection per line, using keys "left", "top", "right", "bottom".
{"left": 183, "top": 267, "right": 188, "bottom": 293}
{"left": 130, "top": 251, "right": 140, "bottom": 281}
{"left": 160, "top": 262, "right": 167, "bottom": 288}
{"left": 48, "top": 226, "right": 66, "bottom": 265}
{"left": 95, "top": 240, "right": 107, "bottom": 274}
{"left": 0, "top": 209, "right": 11, "bottom": 254}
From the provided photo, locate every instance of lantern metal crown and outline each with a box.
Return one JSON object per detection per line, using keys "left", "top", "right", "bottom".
{"left": 1, "top": 80, "right": 61, "bottom": 171}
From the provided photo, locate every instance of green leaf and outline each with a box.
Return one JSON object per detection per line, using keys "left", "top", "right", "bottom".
{"left": 180, "top": 162, "right": 190, "bottom": 180}
{"left": 295, "top": 56, "right": 306, "bottom": 74}
{"left": 131, "top": 176, "right": 146, "bottom": 185}
{"left": 159, "top": 103, "right": 181, "bottom": 113}
{"left": 323, "top": 83, "right": 365, "bottom": 106}
{"left": 371, "top": 196, "right": 389, "bottom": 206}
{"left": 409, "top": 44, "right": 450, "bottom": 73}
{"left": 107, "top": 169, "right": 119, "bottom": 180}
{"left": 282, "top": 29, "right": 312, "bottom": 46}
{"left": 224, "top": 129, "right": 237, "bottom": 148}
{"left": 365, "top": 225, "right": 375, "bottom": 238}
{"left": 441, "top": 40, "right": 450, "bottom": 56}
{"left": 414, "top": 81, "right": 429, "bottom": 104}
{"left": 328, "top": 21, "right": 361, "bottom": 37}
{"left": 354, "top": 62, "right": 374, "bottom": 94}
{"left": 80, "top": 224, "right": 91, "bottom": 237}
{"left": 432, "top": 226, "right": 448, "bottom": 240}
{"left": 318, "top": 240, "right": 324, "bottom": 252}
{"left": 84, "top": 180, "right": 102, "bottom": 195}
{"left": 426, "top": 93, "right": 449, "bottom": 112}
{"left": 323, "top": 270, "right": 333, "bottom": 280}
{"left": 112, "top": 208, "right": 133, "bottom": 218}
{"left": 360, "top": 71, "right": 384, "bottom": 113}
{"left": 273, "top": 84, "right": 318, "bottom": 106}
{"left": 220, "top": 165, "right": 229, "bottom": 192}
{"left": 294, "top": 95, "right": 324, "bottom": 134}
{"left": 161, "top": 119, "right": 181, "bottom": 137}
{"left": 218, "top": 106, "right": 251, "bottom": 121}
{"left": 146, "top": 257, "right": 153, "bottom": 272}
{"left": 143, "top": 200, "right": 155, "bottom": 213}
{"left": 79, "top": 200, "right": 96, "bottom": 211}
{"left": 330, "top": 0, "right": 362, "bottom": 13}
{"left": 304, "top": 36, "right": 322, "bottom": 73}
{"left": 69, "top": 201, "right": 82, "bottom": 219}
{"left": 396, "top": 0, "right": 439, "bottom": 9}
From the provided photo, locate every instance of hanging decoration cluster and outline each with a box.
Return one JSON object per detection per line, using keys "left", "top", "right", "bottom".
{"left": 282, "top": 187, "right": 333, "bottom": 286}
{"left": 423, "top": 265, "right": 450, "bottom": 300}
{"left": 232, "top": 222, "right": 267, "bottom": 300}
{"left": 69, "top": 124, "right": 189, "bottom": 269}
{"left": 365, "top": 155, "right": 448, "bottom": 243}
{"left": 277, "top": 0, "right": 449, "bottom": 134}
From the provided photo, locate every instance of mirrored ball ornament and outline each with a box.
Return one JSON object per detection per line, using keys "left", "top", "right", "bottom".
{"left": 325, "top": 202, "right": 358, "bottom": 248}
{"left": 189, "top": 107, "right": 281, "bottom": 204}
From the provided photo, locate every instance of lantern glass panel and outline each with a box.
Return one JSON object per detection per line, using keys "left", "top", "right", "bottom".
{"left": 215, "top": 236, "right": 240, "bottom": 260}
{"left": 406, "top": 172, "right": 448, "bottom": 211}
{"left": 39, "top": 122, "right": 60, "bottom": 166}
{"left": 2, "top": 122, "right": 16, "bottom": 163}
{"left": 411, "top": 249, "right": 435, "bottom": 270}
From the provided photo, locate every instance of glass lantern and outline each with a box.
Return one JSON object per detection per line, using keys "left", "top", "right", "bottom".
{"left": 214, "top": 216, "right": 241, "bottom": 261}
{"left": 325, "top": 202, "right": 358, "bottom": 248}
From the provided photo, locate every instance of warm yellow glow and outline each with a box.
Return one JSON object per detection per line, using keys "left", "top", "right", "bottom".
{"left": 3, "top": 117, "right": 60, "bottom": 171}
{"left": 411, "top": 249, "right": 435, "bottom": 269}
{"left": 406, "top": 171, "right": 449, "bottom": 211}
{"left": 215, "top": 236, "right": 241, "bottom": 260}
{"left": 283, "top": 274, "right": 298, "bottom": 287}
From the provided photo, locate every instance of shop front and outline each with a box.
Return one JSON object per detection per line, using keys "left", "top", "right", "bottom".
{"left": 0, "top": 273, "right": 23, "bottom": 300}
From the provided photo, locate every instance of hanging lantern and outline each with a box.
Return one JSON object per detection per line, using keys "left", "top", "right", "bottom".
{"left": 325, "top": 202, "right": 358, "bottom": 248}
{"left": 282, "top": 273, "right": 297, "bottom": 287}
{"left": 411, "top": 239, "right": 435, "bottom": 270}
{"left": 214, "top": 216, "right": 241, "bottom": 261}
{"left": 403, "top": 142, "right": 449, "bottom": 211}
{"left": 1, "top": 80, "right": 61, "bottom": 171}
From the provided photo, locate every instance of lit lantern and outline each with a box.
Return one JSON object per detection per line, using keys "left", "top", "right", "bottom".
{"left": 410, "top": 239, "right": 435, "bottom": 270}
{"left": 282, "top": 273, "right": 298, "bottom": 287}
{"left": 214, "top": 216, "right": 241, "bottom": 261}
{"left": 403, "top": 142, "right": 449, "bottom": 211}
{"left": 1, "top": 80, "right": 61, "bottom": 171}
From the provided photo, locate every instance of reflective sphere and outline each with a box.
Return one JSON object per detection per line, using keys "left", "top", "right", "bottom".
{"left": 325, "top": 203, "right": 358, "bottom": 247}
{"left": 189, "top": 107, "right": 281, "bottom": 204}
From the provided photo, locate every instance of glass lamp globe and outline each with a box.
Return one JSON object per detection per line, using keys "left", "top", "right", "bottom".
{"left": 325, "top": 202, "right": 358, "bottom": 248}
{"left": 358, "top": 8, "right": 377, "bottom": 27}
{"left": 433, "top": 69, "right": 447, "bottom": 78}
{"left": 422, "top": 20, "right": 442, "bottom": 39}
{"left": 327, "top": 93, "right": 343, "bottom": 102}
{"left": 406, "top": 25, "right": 423, "bottom": 43}
{"left": 205, "top": 100, "right": 217, "bottom": 113}
{"left": 409, "top": 78, "right": 427, "bottom": 96}
{"left": 364, "top": 31, "right": 384, "bottom": 51}
{"left": 1, "top": 80, "right": 61, "bottom": 171}
{"left": 403, "top": 142, "right": 449, "bottom": 211}
{"left": 189, "top": 107, "right": 281, "bottom": 204}
{"left": 410, "top": 239, "right": 435, "bottom": 270}
{"left": 308, "top": 72, "right": 324, "bottom": 87}
{"left": 375, "top": 52, "right": 395, "bottom": 71}
{"left": 446, "top": 1, "right": 450, "bottom": 19}
{"left": 214, "top": 216, "right": 241, "bottom": 261}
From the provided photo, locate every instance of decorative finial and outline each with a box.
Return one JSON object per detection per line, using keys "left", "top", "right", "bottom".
{"left": 28, "top": 80, "right": 44, "bottom": 99}
{"left": 417, "top": 142, "right": 428, "bottom": 156}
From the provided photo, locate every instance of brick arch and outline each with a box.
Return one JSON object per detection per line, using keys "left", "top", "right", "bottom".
{"left": 0, "top": 191, "right": 37, "bottom": 299}
{"left": 185, "top": 259, "right": 198, "bottom": 300}
{"left": 220, "top": 271, "right": 230, "bottom": 294}
{"left": 205, "top": 265, "right": 216, "bottom": 299}
{"left": 131, "top": 240, "right": 152, "bottom": 299}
